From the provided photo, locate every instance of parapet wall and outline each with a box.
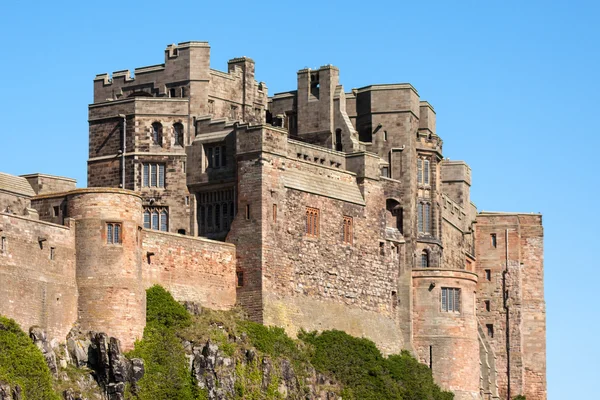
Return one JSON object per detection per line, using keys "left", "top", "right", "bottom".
{"left": 0, "top": 213, "right": 77, "bottom": 342}
{"left": 142, "top": 230, "right": 236, "bottom": 309}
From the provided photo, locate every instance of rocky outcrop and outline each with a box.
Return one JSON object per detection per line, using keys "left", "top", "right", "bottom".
{"left": 0, "top": 383, "right": 21, "bottom": 400}
{"left": 29, "top": 326, "right": 58, "bottom": 376}
{"left": 190, "top": 339, "right": 340, "bottom": 400}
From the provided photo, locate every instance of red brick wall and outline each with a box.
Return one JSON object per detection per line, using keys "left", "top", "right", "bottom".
{"left": 0, "top": 213, "right": 77, "bottom": 342}
{"left": 142, "top": 230, "right": 236, "bottom": 310}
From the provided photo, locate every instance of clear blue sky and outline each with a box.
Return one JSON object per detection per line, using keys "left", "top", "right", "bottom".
{"left": 1, "top": 1, "right": 597, "bottom": 397}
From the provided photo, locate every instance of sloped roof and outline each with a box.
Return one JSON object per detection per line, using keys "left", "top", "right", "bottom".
{"left": 282, "top": 168, "right": 365, "bottom": 206}
{"left": 0, "top": 172, "right": 35, "bottom": 197}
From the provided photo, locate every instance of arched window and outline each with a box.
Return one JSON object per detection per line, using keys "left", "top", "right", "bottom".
{"left": 421, "top": 250, "right": 430, "bottom": 268}
{"left": 151, "top": 122, "right": 163, "bottom": 145}
{"left": 174, "top": 123, "right": 184, "bottom": 146}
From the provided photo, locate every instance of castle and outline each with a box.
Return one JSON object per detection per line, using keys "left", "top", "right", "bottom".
{"left": 0, "top": 42, "right": 546, "bottom": 400}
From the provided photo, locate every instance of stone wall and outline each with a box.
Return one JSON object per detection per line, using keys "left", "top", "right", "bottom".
{"left": 22, "top": 174, "right": 77, "bottom": 195}
{"left": 475, "top": 213, "right": 546, "bottom": 400}
{"left": 0, "top": 213, "right": 77, "bottom": 342}
{"left": 230, "top": 125, "right": 405, "bottom": 354}
{"left": 142, "top": 230, "right": 236, "bottom": 310}
{"left": 0, "top": 191, "right": 31, "bottom": 216}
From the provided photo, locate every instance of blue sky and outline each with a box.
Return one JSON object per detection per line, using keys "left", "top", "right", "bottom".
{"left": 1, "top": 0, "right": 598, "bottom": 397}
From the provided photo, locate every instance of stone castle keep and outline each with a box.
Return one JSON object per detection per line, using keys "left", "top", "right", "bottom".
{"left": 0, "top": 41, "right": 546, "bottom": 400}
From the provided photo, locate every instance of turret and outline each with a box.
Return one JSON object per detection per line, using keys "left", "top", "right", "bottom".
{"left": 67, "top": 189, "right": 145, "bottom": 350}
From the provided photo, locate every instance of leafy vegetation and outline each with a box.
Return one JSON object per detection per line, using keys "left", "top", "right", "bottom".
{"left": 513, "top": 396, "right": 527, "bottom": 400}
{"left": 299, "top": 329, "right": 454, "bottom": 400}
{"left": 0, "top": 316, "right": 60, "bottom": 400}
{"left": 126, "top": 285, "right": 204, "bottom": 400}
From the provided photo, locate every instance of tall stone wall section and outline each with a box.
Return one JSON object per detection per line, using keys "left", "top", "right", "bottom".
{"left": 230, "top": 125, "right": 405, "bottom": 354}
{"left": 0, "top": 213, "right": 77, "bottom": 342}
{"left": 142, "top": 230, "right": 236, "bottom": 309}
{"left": 475, "top": 213, "right": 546, "bottom": 400}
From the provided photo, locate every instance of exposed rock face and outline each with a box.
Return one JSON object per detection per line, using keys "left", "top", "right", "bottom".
{"left": 0, "top": 383, "right": 21, "bottom": 400}
{"left": 88, "top": 333, "right": 144, "bottom": 400}
{"left": 190, "top": 339, "right": 340, "bottom": 400}
{"left": 63, "top": 329, "right": 144, "bottom": 400}
{"left": 29, "top": 326, "right": 58, "bottom": 376}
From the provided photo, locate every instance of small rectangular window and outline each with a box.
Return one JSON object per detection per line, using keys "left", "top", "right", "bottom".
{"left": 384, "top": 130, "right": 388, "bottom": 141}
{"left": 152, "top": 212, "right": 159, "bottom": 230}
{"left": 185, "top": 196, "right": 190, "bottom": 206}
{"left": 379, "top": 241, "right": 385, "bottom": 256}
{"left": 485, "top": 269, "right": 491, "bottom": 281}
{"left": 53, "top": 206, "right": 60, "bottom": 217}
{"left": 417, "top": 203, "right": 424, "bottom": 233}
{"left": 424, "top": 159, "right": 430, "bottom": 185}
{"left": 417, "top": 159, "right": 423, "bottom": 184}
{"left": 484, "top": 300, "right": 491, "bottom": 312}
{"left": 245, "top": 204, "right": 251, "bottom": 220}
{"left": 491, "top": 233, "right": 497, "bottom": 248}
{"left": 169, "top": 88, "right": 176, "bottom": 97}
{"left": 343, "top": 216, "right": 353, "bottom": 244}
{"left": 106, "top": 223, "right": 122, "bottom": 245}
{"left": 305, "top": 207, "right": 320, "bottom": 237}
{"left": 142, "top": 163, "right": 165, "bottom": 188}
{"left": 182, "top": 161, "right": 187, "bottom": 173}
{"left": 158, "top": 165, "right": 165, "bottom": 188}
{"left": 207, "top": 147, "right": 214, "bottom": 168}
{"left": 486, "top": 324, "right": 494, "bottom": 338}
{"left": 1, "top": 236, "right": 7, "bottom": 253}
{"left": 381, "top": 167, "right": 389, "bottom": 178}
{"left": 441, "top": 287, "right": 461, "bottom": 312}
{"left": 50, "top": 247, "right": 55, "bottom": 260}
{"left": 236, "top": 271, "right": 244, "bottom": 287}
{"left": 150, "top": 164, "right": 157, "bottom": 187}
{"left": 143, "top": 164, "right": 149, "bottom": 187}
{"left": 273, "top": 204, "right": 277, "bottom": 222}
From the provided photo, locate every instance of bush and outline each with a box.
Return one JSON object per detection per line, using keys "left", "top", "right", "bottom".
{"left": 513, "top": 396, "right": 527, "bottom": 400}
{"left": 387, "top": 351, "right": 454, "bottom": 400}
{"left": 0, "top": 316, "right": 60, "bottom": 400}
{"left": 145, "top": 285, "right": 191, "bottom": 330}
{"left": 127, "top": 286, "right": 201, "bottom": 400}
{"left": 127, "top": 327, "right": 199, "bottom": 400}
{"left": 299, "top": 330, "right": 453, "bottom": 400}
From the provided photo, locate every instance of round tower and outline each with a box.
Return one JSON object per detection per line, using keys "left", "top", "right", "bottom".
{"left": 412, "top": 269, "right": 480, "bottom": 400}
{"left": 67, "top": 188, "right": 144, "bottom": 350}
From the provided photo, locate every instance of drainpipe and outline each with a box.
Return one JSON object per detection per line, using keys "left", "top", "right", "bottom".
{"left": 504, "top": 228, "right": 511, "bottom": 400}
{"left": 119, "top": 114, "right": 126, "bottom": 189}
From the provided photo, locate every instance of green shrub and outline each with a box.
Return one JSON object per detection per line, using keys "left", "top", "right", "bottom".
{"left": 0, "top": 316, "right": 60, "bottom": 400}
{"left": 513, "top": 396, "right": 527, "bottom": 400}
{"left": 387, "top": 351, "right": 454, "bottom": 400}
{"left": 126, "top": 286, "right": 201, "bottom": 400}
{"left": 299, "top": 330, "right": 453, "bottom": 400}
{"left": 127, "top": 327, "right": 199, "bottom": 400}
{"left": 239, "top": 321, "right": 296, "bottom": 357}
{"left": 145, "top": 285, "right": 191, "bottom": 330}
